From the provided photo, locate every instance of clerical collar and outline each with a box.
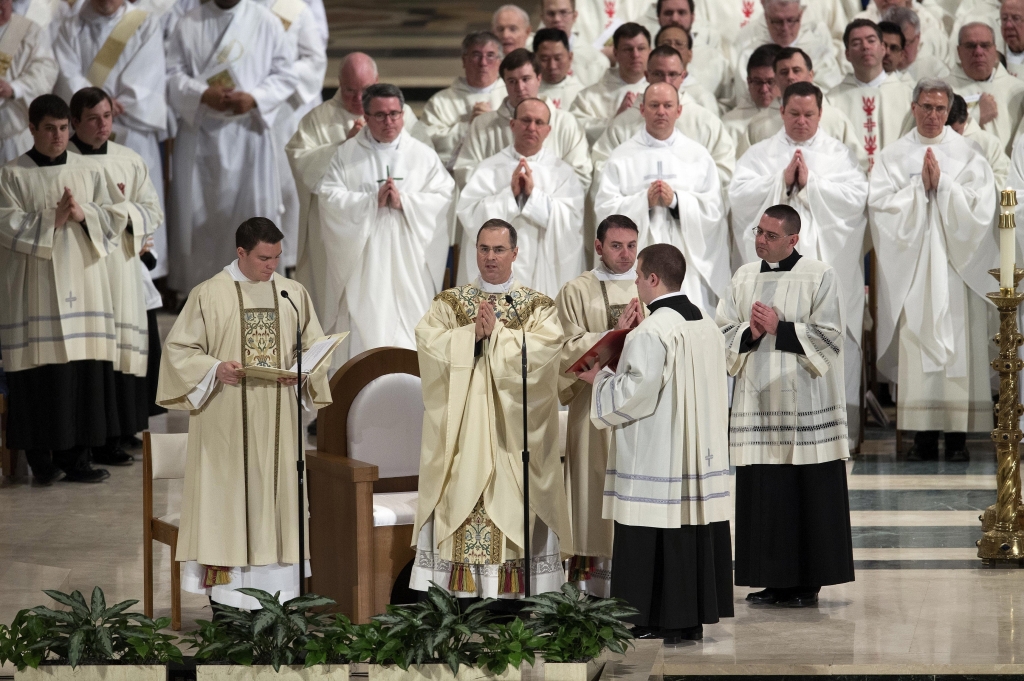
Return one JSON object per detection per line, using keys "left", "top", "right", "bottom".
{"left": 855, "top": 70, "right": 887, "bottom": 88}
{"left": 477, "top": 274, "right": 514, "bottom": 293}
{"left": 225, "top": 259, "right": 260, "bottom": 283}
{"left": 462, "top": 77, "right": 500, "bottom": 95}
{"left": 27, "top": 147, "right": 67, "bottom": 166}
{"left": 70, "top": 135, "right": 107, "bottom": 155}
{"left": 593, "top": 261, "right": 636, "bottom": 281}
{"left": 646, "top": 292, "right": 701, "bottom": 320}
{"left": 784, "top": 129, "right": 818, "bottom": 147}
{"left": 365, "top": 128, "right": 401, "bottom": 150}
{"left": 641, "top": 128, "right": 678, "bottom": 147}
{"left": 760, "top": 249, "right": 802, "bottom": 273}
{"left": 511, "top": 145, "right": 544, "bottom": 163}
{"left": 648, "top": 291, "right": 687, "bottom": 305}
{"left": 1009, "top": 49, "right": 1024, "bottom": 66}
{"left": 914, "top": 127, "right": 947, "bottom": 145}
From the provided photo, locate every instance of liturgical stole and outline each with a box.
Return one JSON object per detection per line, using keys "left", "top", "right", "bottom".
{"left": 269, "top": 0, "right": 304, "bottom": 30}
{"left": 0, "top": 15, "right": 31, "bottom": 78}
{"left": 85, "top": 9, "right": 149, "bottom": 88}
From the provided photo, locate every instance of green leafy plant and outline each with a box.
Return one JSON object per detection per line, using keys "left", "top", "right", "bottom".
{"left": 302, "top": 613, "right": 359, "bottom": 667}
{"left": 184, "top": 589, "right": 335, "bottom": 671}
{"left": 475, "top": 616, "right": 545, "bottom": 675}
{"left": 371, "top": 582, "right": 495, "bottom": 674}
{"left": 522, "top": 583, "right": 638, "bottom": 663}
{"left": 0, "top": 587, "right": 182, "bottom": 669}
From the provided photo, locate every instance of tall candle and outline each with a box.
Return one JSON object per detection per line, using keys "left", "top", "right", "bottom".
{"left": 1000, "top": 188, "right": 1018, "bottom": 290}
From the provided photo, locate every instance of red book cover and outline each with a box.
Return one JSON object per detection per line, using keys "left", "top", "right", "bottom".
{"left": 566, "top": 328, "right": 631, "bottom": 374}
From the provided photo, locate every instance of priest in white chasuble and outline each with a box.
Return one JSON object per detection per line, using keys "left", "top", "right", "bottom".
{"left": 651, "top": 25, "right": 722, "bottom": 115}
{"left": 419, "top": 32, "right": 508, "bottom": 170}
{"left": 317, "top": 84, "right": 454, "bottom": 361}
{"left": 578, "top": 243, "right": 732, "bottom": 643}
{"left": 948, "top": 93, "right": 1010, "bottom": 190}
{"left": 538, "top": 0, "right": 609, "bottom": 88}
{"left": 716, "top": 205, "right": 854, "bottom": 608}
{"left": 555, "top": 214, "right": 641, "bottom": 598}
{"left": 412, "top": 220, "right": 572, "bottom": 598}
{"left": 68, "top": 87, "right": 164, "bottom": 464}
{"left": 0, "top": 0, "right": 57, "bottom": 164}
{"left": 869, "top": 79, "right": 997, "bottom": 462}
{"left": 741, "top": 48, "right": 861, "bottom": 157}
{"left": 1002, "top": 0, "right": 1024, "bottom": 81}
{"left": 285, "top": 53, "right": 425, "bottom": 319}
{"left": 0, "top": 94, "right": 128, "bottom": 484}
{"left": 594, "top": 82, "right": 728, "bottom": 315}
{"left": 946, "top": 22, "right": 1024, "bottom": 154}
{"left": 157, "top": 219, "right": 332, "bottom": 609}
{"left": 569, "top": 22, "right": 650, "bottom": 146}
{"left": 456, "top": 98, "right": 584, "bottom": 297}
{"left": 730, "top": 81, "right": 869, "bottom": 450}
{"left": 827, "top": 19, "right": 914, "bottom": 172}
{"left": 52, "top": 0, "right": 169, "bottom": 276}
{"left": 533, "top": 28, "right": 586, "bottom": 111}
{"left": 165, "top": 0, "right": 298, "bottom": 294}
{"left": 722, "top": 44, "right": 781, "bottom": 148}
{"left": 591, "top": 46, "right": 736, "bottom": 189}
{"left": 452, "top": 48, "right": 591, "bottom": 191}
{"left": 691, "top": 0, "right": 761, "bottom": 48}
{"left": 883, "top": 6, "right": 950, "bottom": 82}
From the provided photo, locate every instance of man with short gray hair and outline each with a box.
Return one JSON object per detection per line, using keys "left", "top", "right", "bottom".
{"left": 492, "top": 4, "right": 531, "bottom": 54}
{"left": 881, "top": 6, "right": 950, "bottom": 81}
{"left": 869, "top": 78, "right": 997, "bottom": 462}
{"left": 858, "top": 0, "right": 953, "bottom": 70}
{"left": 946, "top": 21, "right": 1024, "bottom": 152}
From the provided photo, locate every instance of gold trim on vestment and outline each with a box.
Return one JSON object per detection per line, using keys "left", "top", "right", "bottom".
{"left": 234, "top": 282, "right": 251, "bottom": 550}
{"left": 451, "top": 498, "right": 503, "bottom": 565}
{"left": 85, "top": 9, "right": 148, "bottom": 88}
{"left": 434, "top": 284, "right": 554, "bottom": 330}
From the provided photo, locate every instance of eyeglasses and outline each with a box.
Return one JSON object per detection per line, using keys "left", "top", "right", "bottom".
{"left": 468, "top": 50, "right": 501, "bottom": 63}
{"left": 477, "top": 245, "right": 512, "bottom": 255}
{"left": 768, "top": 17, "right": 801, "bottom": 27}
{"left": 1003, "top": 13, "right": 1024, "bottom": 25}
{"left": 883, "top": 43, "right": 903, "bottom": 53}
{"left": 369, "top": 110, "right": 403, "bottom": 122}
{"left": 749, "top": 78, "right": 776, "bottom": 88}
{"left": 752, "top": 226, "right": 785, "bottom": 242}
{"left": 544, "top": 9, "right": 573, "bottom": 18}
{"left": 915, "top": 103, "right": 948, "bottom": 116}
{"left": 962, "top": 41, "right": 995, "bottom": 51}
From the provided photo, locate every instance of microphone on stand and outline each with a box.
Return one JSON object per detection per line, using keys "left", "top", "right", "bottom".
{"left": 504, "top": 294, "right": 531, "bottom": 598}
{"left": 280, "top": 289, "right": 307, "bottom": 597}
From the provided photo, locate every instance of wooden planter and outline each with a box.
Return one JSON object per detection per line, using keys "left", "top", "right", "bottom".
{"left": 368, "top": 664, "right": 522, "bottom": 681}
{"left": 15, "top": 665, "right": 166, "bottom": 680}
{"left": 196, "top": 666, "right": 350, "bottom": 680}
{"left": 543, "top": 659, "right": 606, "bottom": 681}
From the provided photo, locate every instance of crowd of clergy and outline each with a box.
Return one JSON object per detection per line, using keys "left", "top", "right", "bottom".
{"left": 0, "top": 0, "right": 1020, "bottom": 643}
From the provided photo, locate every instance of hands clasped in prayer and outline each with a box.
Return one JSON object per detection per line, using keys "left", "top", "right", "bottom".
{"left": 749, "top": 301, "right": 779, "bottom": 341}
{"left": 55, "top": 187, "right": 85, "bottom": 227}
{"left": 921, "top": 148, "right": 941, "bottom": 192}
{"left": 471, "top": 101, "right": 493, "bottom": 121}
{"left": 511, "top": 158, "right": 534, "bottom": 199}
{"left": 647, "top": 179, "right": 674, "bottom": 208}
{"left": 201, "top": 85, "right": 258, "bottom": 115}
{"left": 474, "top": 300, "right": 497, "bottom": 341}
{"left": 616, "top": 297, "right": 643, "bottom": 331}
{"left": 616, "top": 91, "right": 637, "bottom": 116}
{"left": 377, "top": 176, "right": 403, "bottom": 210}
{"left": 784, "top": 150, "right": 808, "bottom": 193}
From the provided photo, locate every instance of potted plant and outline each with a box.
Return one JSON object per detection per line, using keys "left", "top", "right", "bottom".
{"left": 522, "top": 584, "right": 638, "bottom": 681}
{"left": 475, "top": 617, "right": 544, "bottom": 677}
{"left": 185, "top": 588, "right": 346, "bottom": 680}
{"left": 0, "top": 587, "right": 180, "bottom": 680}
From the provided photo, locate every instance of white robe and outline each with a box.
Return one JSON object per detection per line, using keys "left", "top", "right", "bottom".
{"left": 722, "top": 102, "right": 763, "bottom": 149}
{"left": 53, "top": 2, "right": 168, "bottom": 276}
{"left": 13, "top": 0, "right": 82, "bottom": 40}
{"left": 901, "top": 54, "right": 951, "bottom": 82}
{"left": 567, "top": 32, "right": 610, "bottom": 87}
{"left": 568, "top": 67, "right": 647, "bottom": 146}
{"left": 858, "top": 3, "right": 953, "bottom": 69}
{"left": 868, "top": 128, "right": 997, "bottom": 432}
{"left": 165, "top": 0, "right": 298, "bottom": 293}
{"left": 740, "top": 98, "right": 862, "bottom": 159}
{"left": 0, "top": 16, "right": 57, "bottom": 165}
{"left": 538, "top": 73, "right": 585, "bottom": 112}
{"left": 945, "top": 64, "right": 1024, "bottom": 155}
{"left": 316, "top": 127, "right": 454, "bottom": 360}
{"left": 572, "top": 0, "right": 628, "bottom": 52}
{"left": 826, "top": 72, "right": 914, "bottom": 173}
{"left": 729, "top": 129, "right": 868, "bottom": 442}
{"left": 963, "top": 117, "right": 1009, "bottom": 191}
{"left": 691, "top": 0, "right": 763, "bottom": 49}
{"left": 456, "top": 145, "right": 585, "bottom": 297}
{"left": 418, "top": 76, "right": 508, "bottom": 168}
{"left": 594, "top": 129, "right": 729, "bottom": 314}
{"left": 734, "top": 19, "right": 845, "bottom": 95}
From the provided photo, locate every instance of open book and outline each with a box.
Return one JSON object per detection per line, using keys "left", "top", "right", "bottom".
{"left": 565, "top": 329, "right": 631, "bottom": 374}
{"left": 243, "top": 332, "right": 349, "bottom": 381}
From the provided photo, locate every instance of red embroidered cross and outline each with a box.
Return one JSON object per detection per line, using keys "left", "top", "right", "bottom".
{"left": 864, "top": 118, "right": 877, "bottom": 134}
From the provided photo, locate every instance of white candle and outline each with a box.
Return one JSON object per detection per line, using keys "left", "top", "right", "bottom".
{"left": 1001, "top": 223, "right": 1015, "bottom": 289}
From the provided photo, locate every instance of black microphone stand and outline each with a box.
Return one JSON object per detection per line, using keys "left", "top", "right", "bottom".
{"left": 280, "top": 290, "right": 306, "bottom": 597}
{"left": 504, "top": 294, "right": 531, "bottom": 598}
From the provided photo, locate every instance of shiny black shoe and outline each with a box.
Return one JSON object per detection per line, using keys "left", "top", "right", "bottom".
{"left": 745, "top": 588, "right": 780, "bottom": 604}
{"left": 92, "top": 446, "right": 135, "bottom": 466}
{"left": 63, "top": 465, "right": 110, "bottom": 483}
{"left": 631, "top": 626, "right": 662, "bottom": 640}
{"left": 906, "top": 444, "right": 939, "bottom": 461}
{"left": 947, "top": 449, "right": 970, "bottom": 462}
{"left": 779, "top": 592, "right": 819, "bottom": 608}
{"left": 662, "top": 625, "right": 702, "bottom": 644}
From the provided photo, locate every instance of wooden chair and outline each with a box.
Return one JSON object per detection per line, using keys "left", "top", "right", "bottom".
{"left": 142, "top": 431, "right": 188, "bottom": 630}
{"left": 308, "top": 347, "right": 423, "bottom": 623}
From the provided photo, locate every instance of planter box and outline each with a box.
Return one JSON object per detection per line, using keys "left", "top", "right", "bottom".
{"left": 544, "top": 659, "right": 605, "bottom": 681}
{"left": 369, "top": 664, "right": 521, "bottom": 681}
{"left": 197, "top": 666, "right": 350, "bottom": 680}
{"left": 16, "top": 665, "right": 166, "bottom": 681}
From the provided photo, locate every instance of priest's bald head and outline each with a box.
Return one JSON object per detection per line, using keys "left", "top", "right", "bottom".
{"left": 958, "top": 22, "right": 999, "bottom": 81}
{"left": 596, "top": 215, "right": 639, "bottom": 275}
{"left": 773, "top": 47, "right": 814, "bottom": 92}
{"left": 510, "top": 98, "right": 551, "bottom": 156}
{"left": 476, "top": 219, "right": 519, "bottom": 285}
{"left": 640, "top": 82, "right": 681, "bottom": 140}
{"left": 755, "top": 205, "right": 800, "bottom": 263}
{"left": 781, "top": 81, "right": 821, "bottom": 142}
{"left": 911, "top": 78, "right": 953, "bottom": 138}
{"left": 462, "top": 32, "right": 504, "bottom": 89}
{"left": 1002, "top": 0, "right": 1024, "bottom": 54}
{"left": 339, "top": 52, "right": 379, "bottom": 116}
{"left": 28, "top": 94, "right": 71, "bottom": 160}
{"left": 236, "top": 217, "right": 284, "bottom": 282}
{"left": 492, "top": 4, "right": 531, "bottom": 55}
{"left": 362, "top": 83, "right": 405, "bottom": 144}
{"left": 500, "top": 49, "right": 541, "bottom": 108}
{"left": 636, "top": 243, "right": 685, "bottom": 304}
{"left": 646, "top": 44, "right": 687, "bottom": 91}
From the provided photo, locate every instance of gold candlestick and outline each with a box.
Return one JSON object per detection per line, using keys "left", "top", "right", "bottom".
{"left": 979, "top": 187, "right": 1024, "bottom": 564}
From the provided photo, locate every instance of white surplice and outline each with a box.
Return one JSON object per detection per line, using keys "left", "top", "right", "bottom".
{"left": 568, "top": 67, "right": 647, "bottom": 145}
{"left": 316, "top": 127, "right": 454, "bottom": 361}
{"left": 53, "top": 2, "right": 169, "bottom": 277}
{"left": 538, "top": 73, "right": 586, "bottom": 112}
{"left": 165, "top": 0, "right": 298, "bottom": 293}
{"left": 729, "top": 128, "right": 868, "bottom": 443}
{"left": 456, "top": 145, "right": 585, "bottom": 297}
{"left": 0, "top": 16, "right": 57, "bottom": 164}
{"left": 566, "top": 32, "right": 610, "bottom": 87}
{"left": 740, "top": 98, "right": 862, "bottom": 158}
{"left": 594, "top": 129, "right": 728, "bottom": 314}
{"left": 826, "top": 71, "right": 914, "bottom": 173}
{"left": 418, "top": 76, "right": 508, "bottom": 168}
{"left": 869, "top": 127, "right": 997, "bottom": 432}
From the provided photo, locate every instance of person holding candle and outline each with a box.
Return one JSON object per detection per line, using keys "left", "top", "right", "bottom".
{"left": 868, "top": 78, "right": 998, "bottom": 462}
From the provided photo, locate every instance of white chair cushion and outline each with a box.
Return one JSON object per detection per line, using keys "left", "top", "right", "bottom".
{"left": 347, "top": 373, "right": 423, "bottom": 479}
{"left": 157, "top": 512, "right": 180, "bottom": 528}
{"left": 372, "top": 492, "right": 419, "bottom": 527}
{"left": 150, "top": 433, "right": 188, "bottom": 480}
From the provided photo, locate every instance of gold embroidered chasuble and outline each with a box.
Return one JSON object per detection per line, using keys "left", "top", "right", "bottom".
{"left": 412, "top": 280, "right": 573, "bottom": 594}
{"left": 157, "top": 270, "right": 332, "bottom": 568}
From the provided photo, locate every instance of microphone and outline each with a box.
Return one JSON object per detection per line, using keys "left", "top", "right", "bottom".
{"left": 504, "top": 292, "right": 532, "bottom": 597}
{"left": 280, "top": 288, "right": 307, "bottom": 596}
